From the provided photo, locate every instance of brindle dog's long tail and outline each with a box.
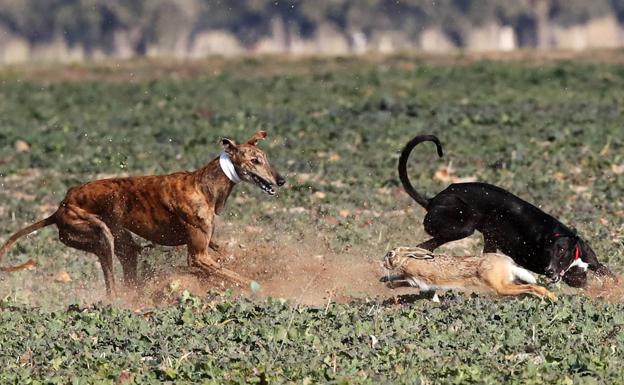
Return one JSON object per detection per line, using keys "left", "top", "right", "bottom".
{"left": 0, "top": 215, "right": 55, "bottom": 271}
{"left": 398, "top": 134, "right": 444, "bottom": 208}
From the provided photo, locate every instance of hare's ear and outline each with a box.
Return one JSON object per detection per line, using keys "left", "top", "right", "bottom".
{"left": 405, "top": 252, "right": 434, "bottom": 260}
{"left": 246, "top": 130, "right": 268, "bottom": 146}
{"left": 221, "top": 138, "right": 238, "bottom": 155}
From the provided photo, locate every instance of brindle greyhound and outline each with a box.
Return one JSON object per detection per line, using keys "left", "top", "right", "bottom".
{"left": 0, "top": 131, "right": 285, "bottom": 296}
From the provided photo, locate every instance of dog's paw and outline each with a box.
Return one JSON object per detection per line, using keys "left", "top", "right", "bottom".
{"left": 563, "top": 267, "right": 588, "bottom": 287}
{"left": 596, "top": 264, "right": 616, "bottom": 279}
{"left": 379, "top": 276, "right": 390, "bottom": 283}
{"left": 209, "top": 241, "right": 222, "bottom": 252}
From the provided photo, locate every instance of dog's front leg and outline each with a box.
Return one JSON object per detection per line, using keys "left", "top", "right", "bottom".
{"left": 586, "top": 258, "right": 616, "bottom": 279}
{"left": 208, "top": 226, "right": 223, "bottom": 252}
{"left": 187, "top": 226, "right": 252, "bottom": 287}
{"left": 578, "top": 241, "right": 616, "bottom": 279}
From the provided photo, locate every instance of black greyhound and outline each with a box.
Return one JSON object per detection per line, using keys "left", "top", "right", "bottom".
{"left": 398, "top": 134, "right": 613, "bottom": 287}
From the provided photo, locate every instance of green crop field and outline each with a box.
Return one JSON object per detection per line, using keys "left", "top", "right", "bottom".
{"left": 1, "top": 54, "right": 623, "bottom": 384}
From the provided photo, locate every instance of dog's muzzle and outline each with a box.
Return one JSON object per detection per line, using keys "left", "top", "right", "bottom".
{"left": 251, "top": 173, "right": 276, "bottom": 195}
{"left": 545, "top": 269, "right": 562, "bottom": 284}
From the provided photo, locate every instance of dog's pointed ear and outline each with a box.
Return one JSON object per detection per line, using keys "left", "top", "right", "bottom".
{"left": 221, "top": 138, "right": 238, "bottom": 155}
{"left": 246, "top": 130, "right": 268, "bottom": 146}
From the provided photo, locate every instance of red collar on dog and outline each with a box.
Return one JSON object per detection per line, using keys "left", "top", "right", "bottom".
{"left": 553, "top": 232, "right": 581, "bottom": 260}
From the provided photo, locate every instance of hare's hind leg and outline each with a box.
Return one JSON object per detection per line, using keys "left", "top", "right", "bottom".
{"left": 481, "top": 260, "right": 556, "bottom": 301}
{"left": 492, "top": 283, "right": 557, "bottom": 301}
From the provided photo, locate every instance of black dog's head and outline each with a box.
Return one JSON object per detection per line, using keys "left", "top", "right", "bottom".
{"left": 544, "top": 233, "right": 590, "bottom": 284}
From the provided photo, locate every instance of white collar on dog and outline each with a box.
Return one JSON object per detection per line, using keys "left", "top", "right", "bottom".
{"left": 219, "top": 152, "right": 241, "bottom": 184}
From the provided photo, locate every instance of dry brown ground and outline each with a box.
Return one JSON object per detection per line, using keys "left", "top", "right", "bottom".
{"left": 128, "top": 234, "right": 621, "bottom": 309}
{"left": 5, "top": 49, "right": 624, "bottom": 84}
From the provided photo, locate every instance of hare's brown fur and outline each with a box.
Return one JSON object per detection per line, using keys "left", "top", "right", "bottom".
{"left": 382, "top": 247, "right": 556, "bottom": 301}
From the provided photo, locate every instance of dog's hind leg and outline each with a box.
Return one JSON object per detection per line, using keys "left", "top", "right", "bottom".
{"left": 57, "top": 204, "right": 117, "bottom": 296}
{"left": 418, "top": 196, "right": 480, "bottom": 251}
{"left": 113, "top": 229, "right": 142, "bottom": 288}
{"left": 482, "top": 238, "right": 497, "bottom": 253}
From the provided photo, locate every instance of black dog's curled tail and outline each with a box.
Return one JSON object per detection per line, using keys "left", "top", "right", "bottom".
{"left": 398, "top": 134, "right": 444, "bottom": 208}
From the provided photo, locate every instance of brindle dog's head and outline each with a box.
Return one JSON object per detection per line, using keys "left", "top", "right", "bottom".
{"left": 221, "top": 130, "right": 285, "bottom": 195}
{"left": 544, "top": 234, "right": 590, "bottom": 284}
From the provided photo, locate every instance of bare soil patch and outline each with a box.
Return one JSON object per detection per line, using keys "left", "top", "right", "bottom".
{"left": 126, "top": 234, "right": 620, "bottom": 309}
{"left": 137, "top": 238, "right": 410, "bottom": 308}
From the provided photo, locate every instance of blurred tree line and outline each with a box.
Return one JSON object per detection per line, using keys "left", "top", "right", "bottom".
{"left": 0, "top": 0, "right": 623, "bottom": 56}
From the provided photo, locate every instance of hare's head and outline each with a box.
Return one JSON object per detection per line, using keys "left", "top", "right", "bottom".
{"left": 383, "top": 247, "right": 434, "bottom": 270}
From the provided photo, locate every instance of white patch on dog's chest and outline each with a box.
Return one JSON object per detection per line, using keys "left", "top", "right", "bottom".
{"left": 568, "top": 258, "right": 589, "bottom": 272}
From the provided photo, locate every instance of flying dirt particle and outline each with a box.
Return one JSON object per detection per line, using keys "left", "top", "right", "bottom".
{"left": 434, "top": 163, "right": 454, "bottom": 182}
{"left": 169, "top": 279, "right": 181, "bottom": 291}
{"left": 569, "top": 184, "right": 590, "bottom": 195}
{"left": 553, "top": 172, "right": 566, "bottom": 182}
{"left": 245, "top": 226, "right": 264, "bottom": 234}
{"left": 434, "top": 162, "right": 477, "bottom": 183}
{"left": 328, "top": 153, "right": 341, "bottom": 162}
{"left": 370, "top": 335, "right": 379, "bottom": 349}
{"left": 313, "top": 254, "right": 324, "bottom": 261}
{"left": 54, "top": 271, "right": 72, "bottom": 283}
{"left": 312, "top": 191, "right": 326, "bottom": 200}
{"left": 330, "top": 180, "right": 346, "bottom": 188}
{"left": 612, "top": 164, "right": 624, "bottom": 175}
{"left": 288, "top": 207, "right": 307, "bottom": 214}
{"left": 14, "top": 140, "right": 30, "bottom": 153}
{"left": 234, "top": 195, "right": 253, "bottom": 204}
{"left": 339, "top": 209, "right": 350, "bottom": 218}
{"left": 13, "top": 192, "right": 36, "bottom": 201}
{"left": 19, "top": 350, "right": 33, "bottom": 365}
{"left": 117, "top": 370, "right": 134, "bottom": 384}
{"left": 295, "top": 173, "right": 312, "bottom": 183}
{"left": 323, "top": 216, "right": 339, "bottom": 225}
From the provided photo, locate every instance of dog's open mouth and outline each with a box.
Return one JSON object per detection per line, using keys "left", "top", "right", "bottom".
{"left": 550, "top": 274, "right": 562, "bottom": 284}
{"left": 251, "top": 173, "right": 275, "bottom": 195}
